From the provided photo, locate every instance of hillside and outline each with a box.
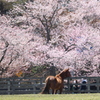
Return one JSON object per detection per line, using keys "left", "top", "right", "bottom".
{"left": 0, "top": 0, "right": 100, "bottom": 78}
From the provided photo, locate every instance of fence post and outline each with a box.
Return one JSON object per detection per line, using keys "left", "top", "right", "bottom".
{"left": 32, "top": 80, "right": 36, "bottom": 94}
{"left": 11, "top": 78, "right": 15, "bottom": 94}
{"left": 40, "top": 77, "right": 43, "bottom": 93}
{"left": 7, "top": 79, "right": 11, "bottom": 95}
{"left": 67, "top": 77, "right": 70, "bottom": 93}
{"left": 87, "top": 77, "right": 90, "bottom": 93}
{"left": 97, "top": 77, "right": 99, "bottom": 93}
{"left": 40, "top": 78, "right": 42, "bottom": 85}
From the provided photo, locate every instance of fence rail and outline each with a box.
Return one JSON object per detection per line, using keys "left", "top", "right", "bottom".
{"left": 0, "top": 77, "right": 100, "bottom": 94}
{"left": 0, "top": 77, "right": 44, "bottom": 94}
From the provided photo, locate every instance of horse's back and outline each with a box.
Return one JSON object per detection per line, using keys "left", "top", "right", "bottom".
{"left": 46, "top": 76, "right": 55, "bottom": 81}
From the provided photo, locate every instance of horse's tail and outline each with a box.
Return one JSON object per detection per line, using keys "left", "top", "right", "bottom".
{"left": 41, "top": 78, "right": 50, "bottom": 94}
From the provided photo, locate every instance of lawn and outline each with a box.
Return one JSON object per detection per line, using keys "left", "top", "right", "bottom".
{"left": 0, "top": 94, "right": 100, "bottom": 100}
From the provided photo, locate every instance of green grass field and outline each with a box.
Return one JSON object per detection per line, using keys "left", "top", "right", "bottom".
{"left": 0, "top": 94, "right": 100, "bottom": 100}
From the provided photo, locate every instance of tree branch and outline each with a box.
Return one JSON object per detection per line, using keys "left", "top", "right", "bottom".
{"left": 63, "top": 44, "right": 76, "bottom": 52}
{"left": 0, "top": 37, "right": 9, "bottom": 63}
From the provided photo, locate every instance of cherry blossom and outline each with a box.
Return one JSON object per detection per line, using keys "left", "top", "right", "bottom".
{"left": 0, "top": 0, "right": 100, "bottom": 77}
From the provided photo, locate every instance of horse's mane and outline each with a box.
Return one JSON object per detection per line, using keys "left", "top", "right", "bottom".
{"left": 59, "top": 68, "right": 69, "bottom": 75}
{"left": 56, "top": 68, "right": 69, "bottom": 78}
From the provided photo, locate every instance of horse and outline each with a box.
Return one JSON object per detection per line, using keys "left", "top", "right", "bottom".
{"left": 41, "top": 68, "right": 71, "bottom": 94}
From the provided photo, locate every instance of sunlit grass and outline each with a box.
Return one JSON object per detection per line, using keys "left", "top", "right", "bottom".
{"left": 0, "top": 94, "right": 100, "bottom": 100}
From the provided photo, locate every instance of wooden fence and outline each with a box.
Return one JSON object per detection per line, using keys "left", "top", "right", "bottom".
{"left": 0, "top": 77, "right": 100, "bottom": 94}
{"left": 0, "top": 77, "right": 44, "bottom": 94}
{"left": 64, "top": 77, "right": 100, "bottom": 93}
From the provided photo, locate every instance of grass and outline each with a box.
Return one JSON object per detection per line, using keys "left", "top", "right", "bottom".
{"left": 0, "top": 94, "right": 100, "bottom": 100}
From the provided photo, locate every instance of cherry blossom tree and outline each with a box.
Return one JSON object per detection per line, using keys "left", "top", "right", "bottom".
{"left": 0, "top": 0, "right": 100, "bottom": 78}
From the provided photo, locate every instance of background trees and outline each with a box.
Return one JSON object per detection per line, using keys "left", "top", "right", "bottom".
{"left": 0, "top": 0, "right": 100, "bottom": 78}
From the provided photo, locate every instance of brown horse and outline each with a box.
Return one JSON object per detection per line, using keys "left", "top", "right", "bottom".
{"left": 41, "top": 68, "right": 71, "bottom": 94}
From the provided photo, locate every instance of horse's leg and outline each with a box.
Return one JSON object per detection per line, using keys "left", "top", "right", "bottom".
{"left": 54, "top": 90, "right": 57, "bottom": 94}
{"left": 59, "top": 88, "right": 63, "bottom": 94}
{"left": 52, "top": 89, "right": 54, "bottom": 94}
{"left": 47, "top": 88, "right": 50, "bottom": 94}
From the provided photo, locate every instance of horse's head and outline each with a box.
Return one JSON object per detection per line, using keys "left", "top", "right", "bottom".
{"left": 59, "top": 68, "right": 71, "bottom": 79}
